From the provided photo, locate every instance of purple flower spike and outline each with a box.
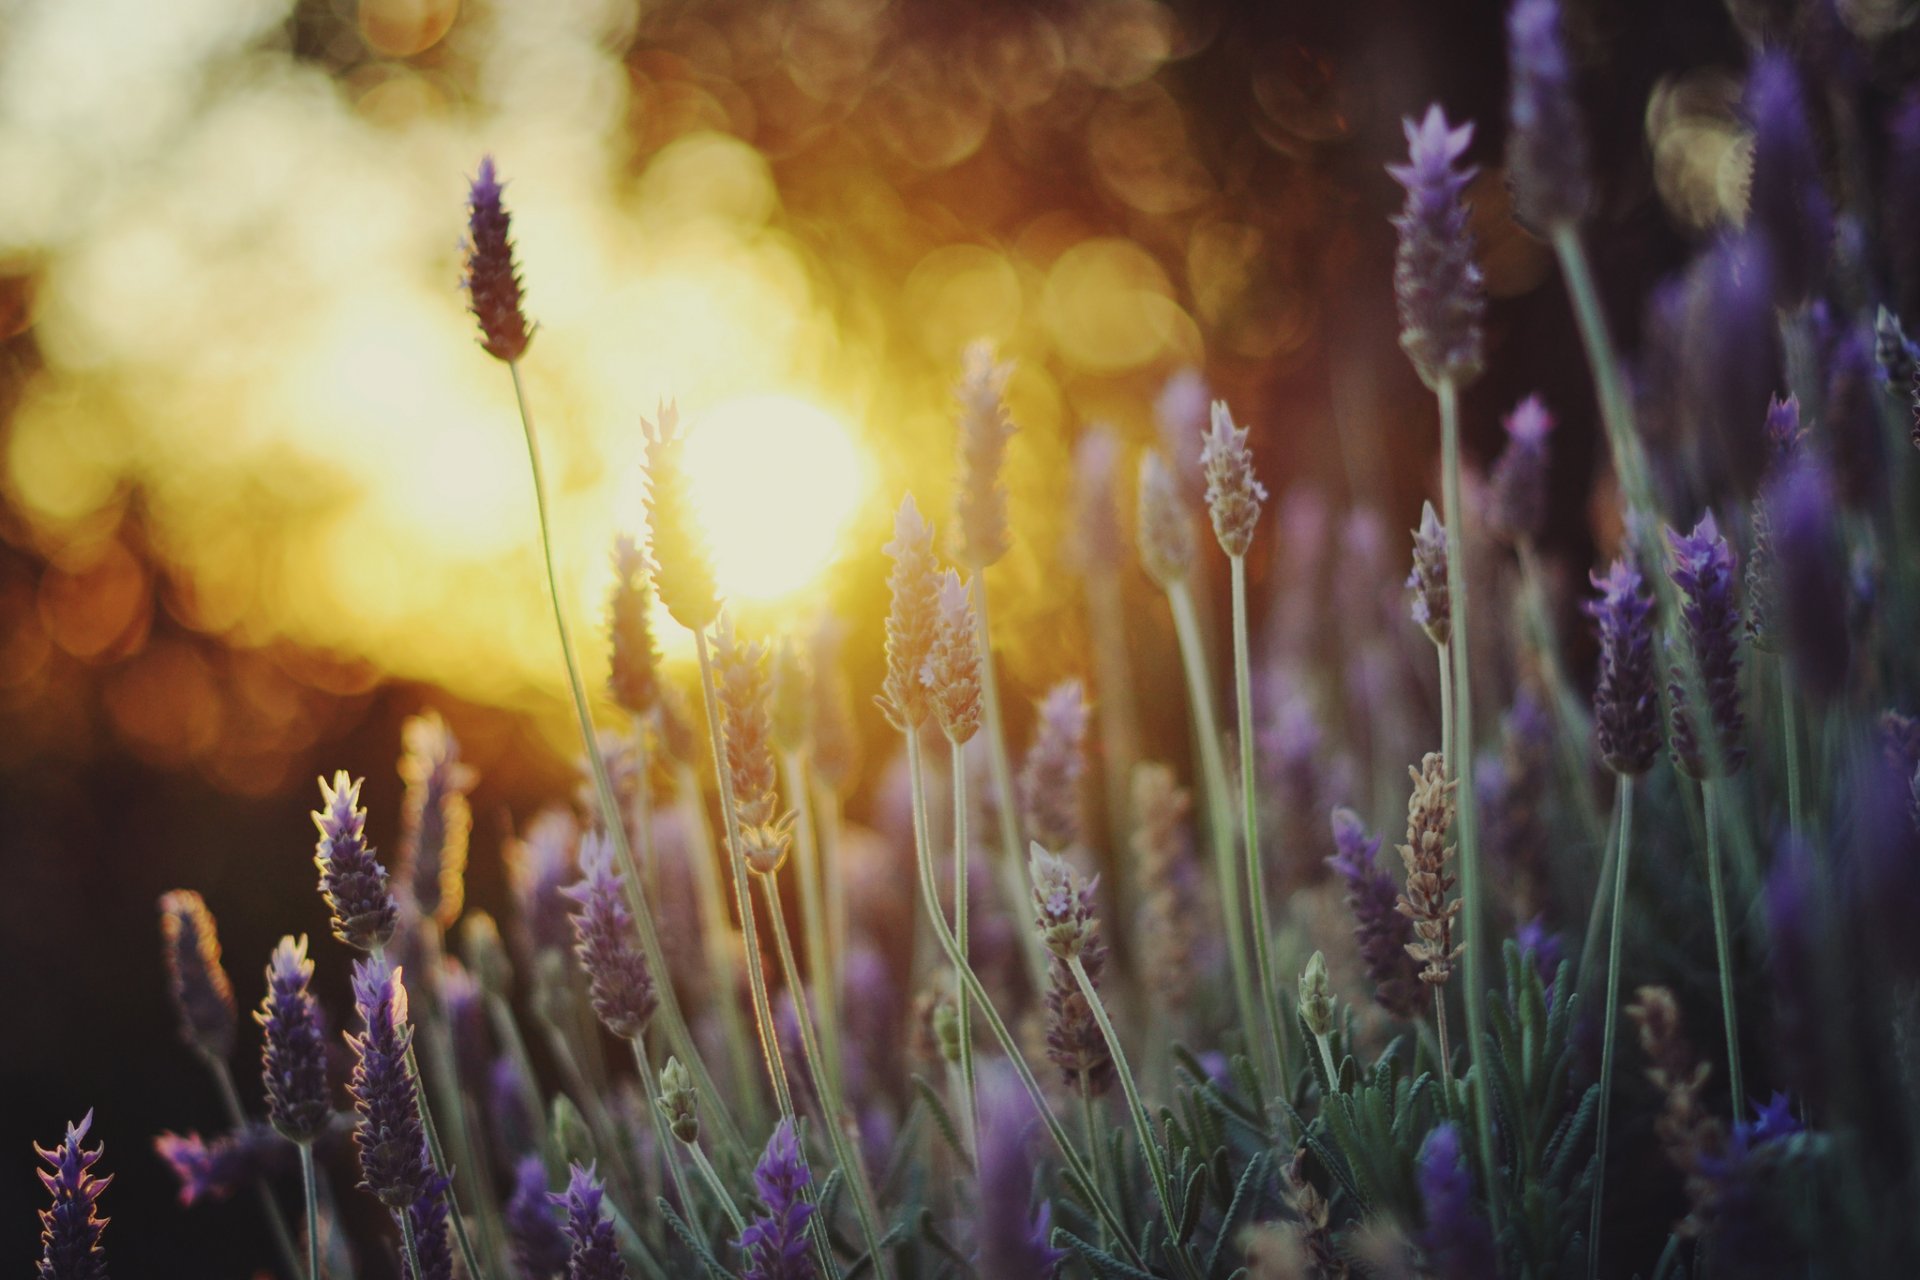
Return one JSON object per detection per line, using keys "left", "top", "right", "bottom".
{"left": 1417, "top": 1123, "right": 1496, "bottom": 1280}
{"left": 1769, "top": 459, "right": 1849, "bottom": 700}
{"left": 1406, "top": 501, "right": 1450, "bottom": 648}
{"left": 1487, "top": 395, "right": 1554, "bottom": 545}
{"left": 506, "top": 1155, "right": 569, "bottom": 1279}
{"left": 1765, "top": 833, "right": 1823, "bottom": 1104}
{"left": 257, "top": 935, "right": 331, "bottom": 1146}
{"left": 1764, "top": 393, "right": 1804, "bottom": 467}
{"left": 1824, "top": 324, "right": 1886, "bottom": 512}
{"left": 738, "top": 1120, "right": 816, "bottom": 1280}
{"left": 555, "top": 1164, "right": 627, "bottom": 1280}
{"left": 407, "top": 1173, "right": 456, "bottom": 1280}
{"left": 1681, "top": 235, "right": 1779, "bottom": 492}
{"left": 347, "top": 956, "right": 431, "bottom": 1209}
{"left": 154, "top": 1125, "right": 290, "bottom": 1207}
{"left": 1584, "top": 559, "right": 1660, "bottom": 776}
{"left": 1665, "top": 514, "right": 1746, "bottom": 779}
{"left": 159, "top": 890, "right": 236, "bottom": 1062}
{"left": 1744, "top": 53, "right": 1832, "bottom": 306}
{"left": 314, "top": 772, "right": 399, "bottom": 953}
{"left": 37, "top": 1111, "right": 110, "bottom": 1280}
{"left": 563, "top": 832, "right": 657, "bottom": 1040}
{"left": 398, "top": 710, "right": 477, "bottom": 930}
{"left": 1019, "top": 680, "right": 1090, "bottom": 853}
{"left": 1069, "top": 426, "right": 1124, "bottom": 574}
{"left": 1506, "top": 0, "right": 1590, "bottom": 231}
{"left": 974, "top": 1067, "right": 1066, "bottom": 1279}
{"left": 463, "top": 156, "right": 532, "bottom": 363}
{"left": 1391, "top": 104, "right": 1486, "bottom": 390}
{"left": 1327, "top": 806, "right": 1424, "bottom": 1020}
{"left": 508, "top": 806, "right": 580, "bottom": 961}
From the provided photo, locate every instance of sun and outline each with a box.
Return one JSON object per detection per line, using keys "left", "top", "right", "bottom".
{"left": 674, "top": 394, "right": 869, "bottom": 604}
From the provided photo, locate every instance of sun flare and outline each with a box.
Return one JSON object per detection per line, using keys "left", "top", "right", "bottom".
{"left": 671, "top": 394, "right": 868, "bottom": 605}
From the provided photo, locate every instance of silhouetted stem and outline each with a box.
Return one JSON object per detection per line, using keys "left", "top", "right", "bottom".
{"left": 947, "top": 737, "right": 980, "bottom": 1159}
{"left": 630, "top": 1037, "right": 701, "bottom": 1233}
{"left": 205, "top": 1055, "right": 307, "bottom": 1280}
{"left": 677, "top": 761, "right": 764, "bottom": 1125}
{"left": 298, "top": 1143, "right": 321, "bottom": 1280}
{"left": 1230, "top": 554, "right": 1286, "bottom": 1086}
{"left": 1702, "top": 780, "right": 1745, "bottom": 1117}
{"left": 783, "top": 749, "right": 842, "bottom": 1099}
{"left": 1589, "top": 777, "right": 1635, "bottom": 1280}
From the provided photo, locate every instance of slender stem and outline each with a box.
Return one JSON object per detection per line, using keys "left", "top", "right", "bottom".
{"left": 1087, "top": 567, "right": 1143, "bottom": 927}
{"left": 631, "top": 1038, "right": 701, "bottom": 1231}
{"left": 418, "top": 925, "right": 505, "bottom": 1279}
{"left": 485, "top": 993, "right": 557, "bottom": 1165}
{"left": 1589, "top": 778, "right": 1635, "bottom": 1280}
{"left": 1166, "top": 579, "right": 1266, "bottom": 1097}
{"left": 814, "top": 775, "right": 850, "bottom": 1031}
{"left": 783, "top": 749, "right": 843, "bottom": 1100}
{"left": 949, "top": 736, "right": 980, "bottom": 1159}
{"left": 1780, "top": 658, "right": 1805, "bottom": 838}
{"left": 1069, "top": 956, "right": 1205, "bottom": 1280}
{"left": 1314, "top": 1033, "right": 1341, "bottom": 1095}
{"left": 1432, "top": 987, "right": 1451, "bottom": 1085}
{"left": 688, "top": 1142, "right": 748, "bottom": 1236}
{"left": 1078, "top": 1088, "right": 1111, "bottom": 1245}
{"left": 970, "top": 575, "right": 1052, "bottom": 990}
{"left": 1230, "top": 554, "right": 1286, "bottom": 1085}
{"left": 678, "top": 762, "right": 764, "bottom": 1124}
{"left": 1701, "top": 781, "right": 1746, "bottom": 1117}
{"left": 298, "top": 1143, "right": 321, "bottom": 1280}
{"left": 1437, "top": 377, "right": 1498, "bottom": 1232}
{"left": 505, "top": 361, "right": 742, "bottom": 1157}
{"left": 205, "top": 1056, "right": 307, "bottom": 1280}
{"left": 1576, "top": 792, "right": 1624, "bottom": 1009}
{"left": 398, "top": 1210, "right": 424, "bottom": 1280}
{"left": 404, "top": 1039, "right": 486, "bottom": 1280}
{"left": 757, "top": 874, "right": 892, "bottom": 1277}
{"left": 1437, "top": 643, "right": 1454, "bottom": 793}
{"left": 904, "top": 727, "right": 1144, "bottom": 1264}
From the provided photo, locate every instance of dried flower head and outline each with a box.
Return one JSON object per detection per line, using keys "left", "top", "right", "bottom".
{"left": 1406, "top": 501, "right": 1450, "bottom": 648}
{"left": 1043, "top": 943, "right": 1112, "bottom": 1099}
{"left": 1391, "top": 105, "right": 1486, "bottom": 390}
{"left": 256, "top": 935, "right": 330, "bottom": 1146}
{"left": 1136, "top": 449, "right": 1196, "bottom": 589}
{"left": 313, "top": 772, "right": 399, "bottom": 952}
{"left": 1201, "top": 398, "right": 1267, "bottom": 558}
{"left": 398, "top": 710, "right": 476, "bottom": 930}
{"left": 1506, "top": 0, "right": 1590, "bottom": 231}
{"left": 923, "top": 569, "right": 982, "bottom": 744}
{"left": 462, "top": 156, "right": 532, "bottom": 363}
{"left": 954, "top": 340, "right": 1016, "bottom": 568}
{"left": 1585, "top": 559, "right": 1661, "bottom": 776}
{"left": 642, "top": 403, "right": 720, "bottom": 632}
{"left": 159, "top": 890, "right": 236, "bottom": 1062}
{"left": 878, "top": 494, "right": 941, "bottom": 733}
{"left": 37, "top": 1112, "right": 110, "bottom": 1280}
{"left": 716, "top": 620, "right": 795, "bottom": 874}
{"left": 1396, "top": 754, "right": 1462, "bottom": 987}
{"left": 1486, "top": 395, "right": 1553, "bottom": 545}
{"left": 608, "top": 533, "right": 661, "bottom": 717}
{"left": 1019, "top": 680, "right": 1089, "bottom": 852}
{"left": 1328, "top": 806, "right": 1426, "bottom": 1020}
{"left": 563, "top": 833, "right": 658, "bottom": 1040}
{"left": 1666, "top": 512, "right": 1747, "bottom": 778}
{"left": 738, "top": 1120, "right": 817, "bottom": 1280}
{"left": 346, "top": 956, "right": 431, "bottom": 1208}
{"left": 555, "top": 1164, "right": 628, "bottom": 1280}
{"left": 1133, "top": 763, "right": 1198, "bottom": 1011}
{"left": 1627, "top": 986, "right": 1727, "bottom": 1236}
{"left": 658, "top": 1056, "right": 699, "bottom": 1144}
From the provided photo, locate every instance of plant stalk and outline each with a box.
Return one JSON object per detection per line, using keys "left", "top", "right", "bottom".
{"left": 1701, "top": 780, "right": 1746, "bottom": 1117}
{"left": 677, "top": 761, "right": 764, "bottom": 1126}
{"left": 205, "top": 1055, "right": 308, "bottom": 1280}
{"left": 631, "top": 1037, "right": 701, "bottom": 1232}
{"left": 1230, "top": 554, "right": 1286, "bottom": 1086}
{"left": 783, "top": 749, "right": 843, "bottom": 1100}
{"left": 1589, "top": 777, "right": 1635, "bottom": 1280}
{"left": 1780, "top": 659, "right": 1805, "bottom": 838}
{"left": 298, "top": 1143, "right": 321, "bottom": 1280}
{"left": 687, "top": 1140, "right": 748, "bottom": 1237}
{"left": 947, "top": 737, "right": 981, "bottom": 1157}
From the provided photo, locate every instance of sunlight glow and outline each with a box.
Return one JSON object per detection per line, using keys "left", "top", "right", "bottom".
{"left": 676, "top": 395, "right": 868, "bottom": 604}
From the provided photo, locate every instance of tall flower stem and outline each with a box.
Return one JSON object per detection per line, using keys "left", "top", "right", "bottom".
{"left": 678, "top": 762, "right": 764, "bottom": 1126}
{"left": 506, "top": 362, "right": 742, "bottom": 1158}
{"left": 1701, "top": 780, "right": 1745, "bottom": 1117}
{"left": 1087, "top": 569, "right": 1143, "bottom": 926}
{"left": 1229, "top": 554, "right": 1286, "bottom": 1085}
{"left": 1437, "top": 377, "right": 1497, "bottom": 1232}
{"left": 687, "top": 1141, "right": 747, "bottom": 1236}
{"left": 1166, "top": 579, "right": 1267, "bottom": 1100}
{"left": 419, "top": 924, "right": 506, "bottom": 1278}
{"left": 782, "top": 749, "right": 843, "bottom": 1099}
{"left": 630, "top": 1039, "right": 700, "bottom": 1230}
{"left": 904, "top": 727, "right": 1143, "bottom": 1264}
{"left": 483, "top": 993, "right": 554, "bottom": 1164}
{"left": 948, "top": 738, "right": 980, "bottom": 1158}
{"left": 757, "top": 875, "right": 891, "bottom": 1276}
{"left": 970, "top": 577, "right": 1051, "bottom": 989}
{"left": 398, "top": 1209, "right": 425, "bottom": 1280}
{"left": 204, "top": 1056, "right": 307, "bottom": 1280}
{"left": 1432, "top": 988, "right": 1451, "bottom": 1084}
{"left": 813, "top": 775, "right": 850, "bottom": 1029}
{"left": 1068, "top": 956, "right": 1205, "bottom": 1280}
{"left": 1588, "top": 777, "right": 1635, "bottom": 1280}
{"left": 1077, "top": 1090, "right": 1110, "bottom": 1245}
{"left": 297, "top": 1143, "right": 320, "bottom": 1280}
{"left": 1437, "top": 644, "right": 1454, "bottom": 786}
{"left": 1779, "top": 661, "right": 1805, "bottom": 837}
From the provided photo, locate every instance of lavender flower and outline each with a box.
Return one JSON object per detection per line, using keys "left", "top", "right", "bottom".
{"left": 1328, "top": 806, "right": 1425, "bottom": 1020}
{"left": 1397, "top": 754, "right": 1462, "bottom": 988}
{"left": 974, "top": 1066, "right": 1067, "bottom": 1279}
{"left": 1390, "top": 105, "right": 1485, "bottom": 390}
{"left": 1744, "top": 53, "right": 1832, "bottom": 306}
{"left": 954, "top": 340, "right": 1015, "bottom": 568}
{"left": 1407, "top": 500, "right": 1450, "bottom": 648}
{"left": 657, "top": 1056, "right": 699, "bottom": 1144}
{"left": 1477, "top": 688, "right": 1552, "bottom": 918}
{"left": 506, "top": 1155, "right": 569, "bottom": 1279}
{"left": 922, "top": 569, "right": 981, "bottom": 745}
{"left": 463, "top": 156, "right": 532, "bottom": 363}
{"left": 1019, "top": 680, "right": 1089, "bottom": 852}
{"left": 1765, "top": 833, "right": 1823, "bottom": 1104}
{"left": 1200, "top": 398, "right": 1267, "bottom": 558}
{"left": 563, "top": 833, "right": 658, "bottom": 1040}
{"left": 36, "top": 1112, "right": 109, "bottom": 1280}
{"left": 347, "top": 956, "right": 430, "bottom": 1208}
{"left": 1666, "top": 514, "right": 1746, "bottom": 778}
{"left": 1155, "top": 367, "right": 1210, "bottom": 500}
{"left": 1768, "top": 458, "right": 1849, "bottom": 699}
{"left": 1874, "top": 306, "right": 1917, "bottom": 393}
{"left": 489, "top": 1055, "right": 543, "bottom": 1165}
{"left": 737, "top": 1120, "right": 816, "bottom": 1280}
{"left": 154, "top": 1125, "right": 290, "bottom": 1207}
{"left": 158, "top": 890, "right": 236, "bottom": 1062}
{"left": 1698, "top": 1094, "right": 1808, "bottom": 1272}
{"left": 1417, "top": 1123, "right": 1496, "bottom": 1279}
{"left": 314, "top": 772, "right": 399, "bottom": 952}
{"left": 1681, "top": 235, "right": 1778, "bottom": 491}
{"left": 257, "top": 935, "right": 331, "bottom": 1145}
{"left": 1505, "top": 0, "right": 1590, "bottom": 230}
{"left": 1136, "top": 450, "right": 1196, "bottom": 589}
{"left": 607, "top": 533, "right": 661, "bottom": 717}
{"left": 716, "top": 620, "right": 794, "bottom": 874}
{"left": 1764, "top": 393, "right": 1805, "bottom": 467}
{"left": 1033, "top": 845, "right": 1113, "bottom": 1095}
{"left": 1515, "top": 916, "right": 1566, "bottom": 1005}
{"left": 878, "top": 494, "right": 939, "bottom": 732}
{"left": 1486, "top": 395, "right": 1553, "bottom": 544}
{"left": 555, "top": 1164, "right": 627, "bottom": 1280}
{"left": 1586, "top": 558, "right": 1660, "bottom": 776}
{"left": 507, "top": 807, "right": 580, "bottom": 960}
{"left": 1030, "top": 843, "right": 1100, "bottom": 961}
{"left": 1824, "top": 324, "right": 1886, "bottom": 512}
{"left": 1069, "top": 426, "right": 1124, "bottom": 574}
{"left": 407, "top": 1174, "right": 456, "bottom": 1280}
{"left": 398, "top": 710, "right": 476, "bottom": 930}
{"left": 642, "top": 402, "right": 720, "bottom": 632}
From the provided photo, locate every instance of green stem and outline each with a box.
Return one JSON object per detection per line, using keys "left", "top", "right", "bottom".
{"left": 1576, "top": 794, "right": 1623, "bottom": 1010}
{"left": 1166, "top": 579, "right": 1267, "bottom": 1100}
{"left": 1069, "top": 956, "right": 1205, "bottom": 1280}
{"left": 1589, "top": 778, "right": 1635, "bottom": 1280}
{"left": 904, "top": 728, "right": 1144, "bottom": 1264}
{"left": 949, "top": 736, "right": 980, "bottom": 1160}
{"left": 506, "top": 361, "right": 741, "bottom": 1158}
{"left": 783, "top": 749, "right": 843, "bottom": 1101}
{"left": 1230, "top": 554, "right": 1286, "bottom": 1084}
{"left": 1314, "top": 1033, "right": 1341, "bottom": 1095}
{"left": 1078, "top": 1088, "right": 1110, "bottom": 1245}
{"left": 1433, "top": 987, "right": 1451, "bottom": 1085}
{"left": 419, "top": 925, "right": 505, "bottom": 1278}
{"left": 398, "top": 1209, "right": 424, "bottom": 1280}
{"left": 1780, "top": 658, "right": 1805, "bottom": 838}
{"left": 688, "top": 1141, "right": 748, "bottom": 1237}
{"left": 298, "top": 1142, "right": 321, "bottom": 1280}
{"left": 1437, "top": 643, "right": 1454, "bottom": 790}
{"left": 1087, "top": 567, "right": 1143, "bottom": 933}
{"left": 1437, "top": 377, "right": 1498, "bottom": 1233}
{"left": 1701, "top": 781, "right": 1746, "bottom": 1117}
{"left": 631, "top": 1037, "right": 702, "bottom": 1232}
{"left": 485, "top": 993, "right": 557, "bottom": 1166}
{"left": 205, "top": 1056, "right": 307, "bottom": 1280}
{"left": 678, "top": 761, "right": 764, "bottom": 1125}
{"left": 813, "top": 775, "right": 850, "bottom": 1030}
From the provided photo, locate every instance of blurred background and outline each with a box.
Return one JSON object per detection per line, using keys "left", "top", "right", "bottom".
{"left": 0, "top": 0, "right": 1878, "bottom": 1271}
